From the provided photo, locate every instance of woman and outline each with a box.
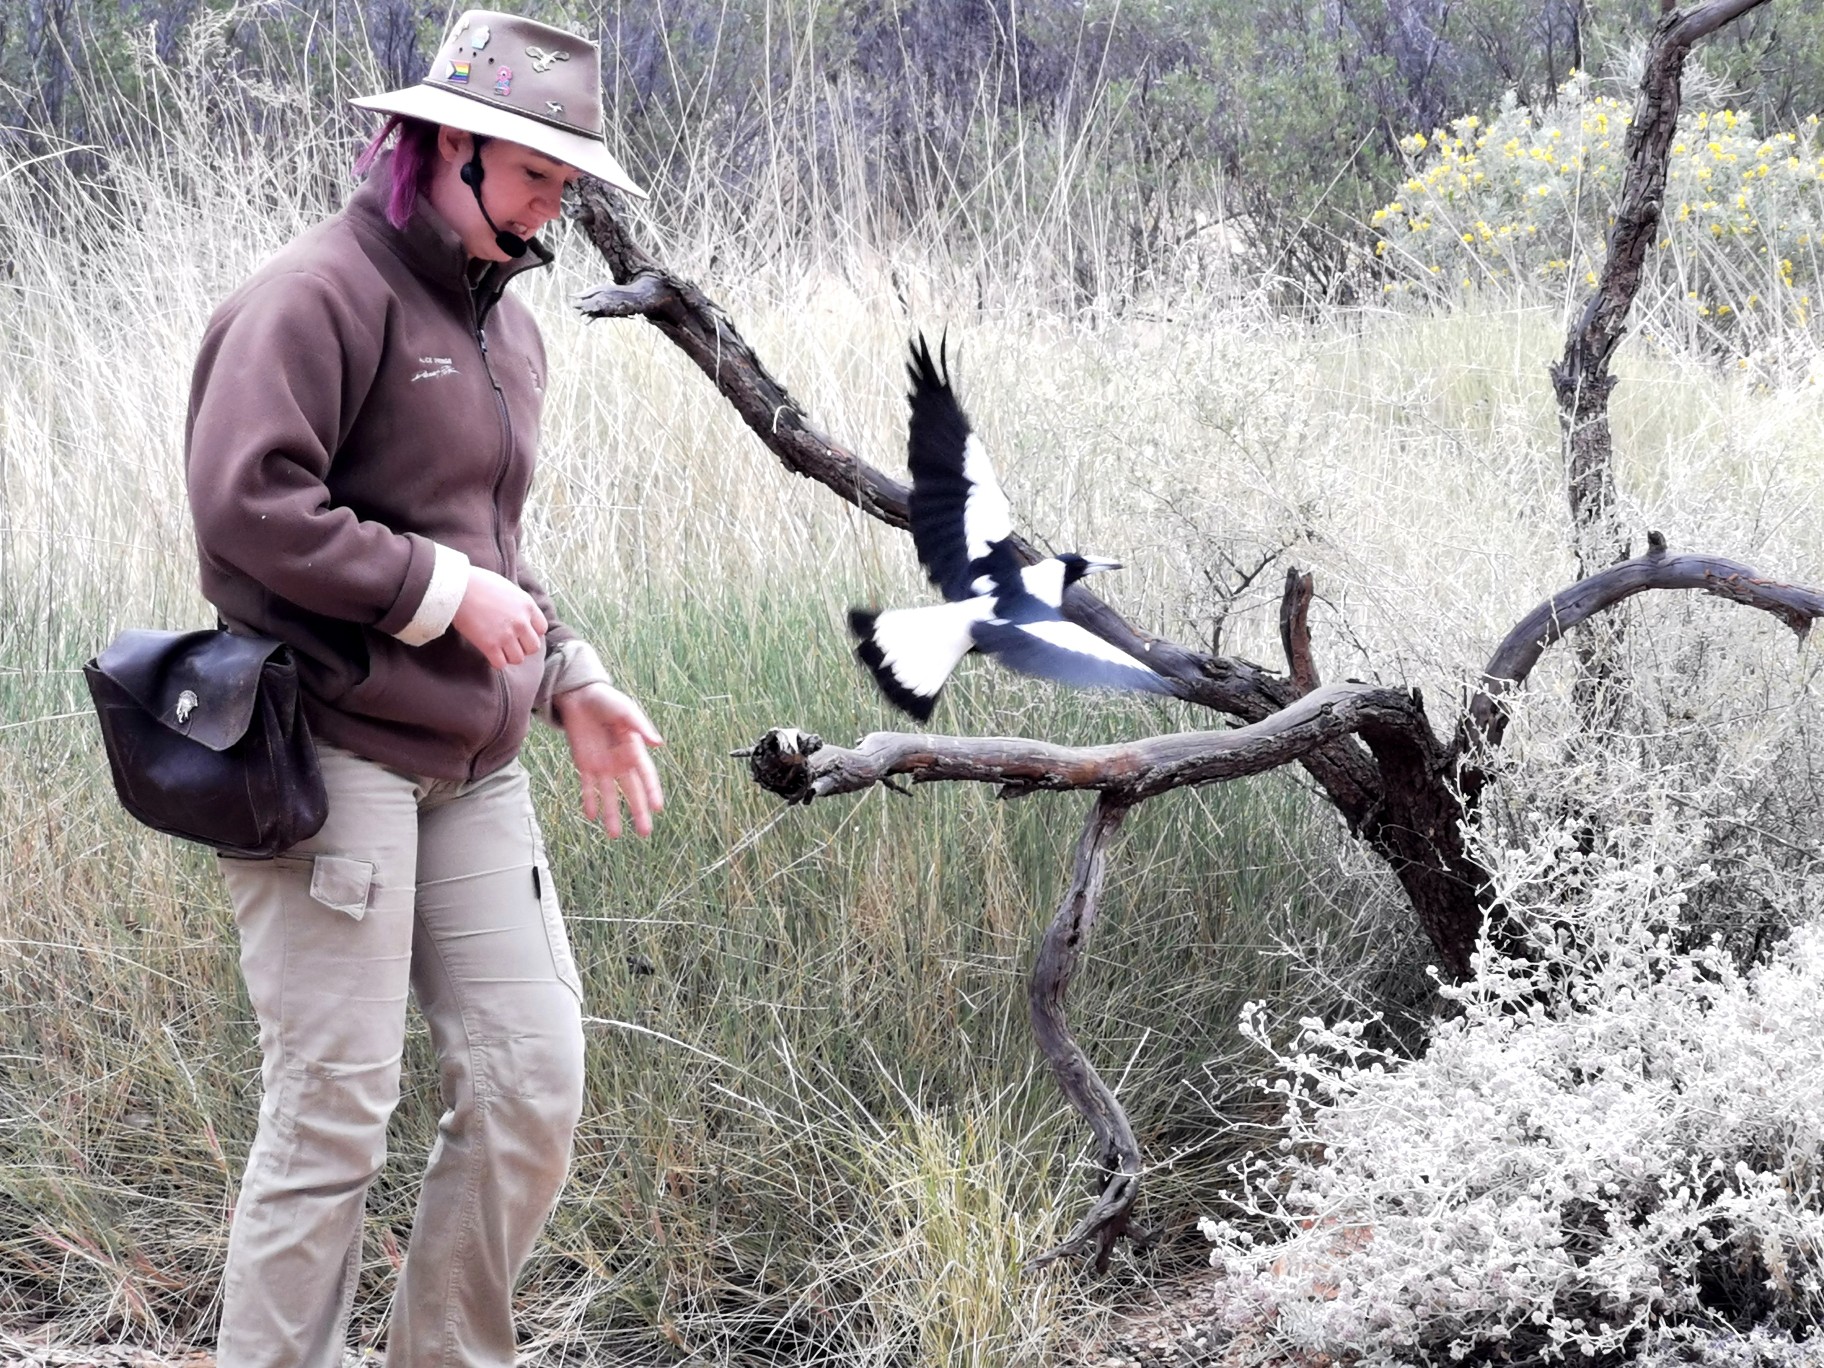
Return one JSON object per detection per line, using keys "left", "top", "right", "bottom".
{"left": 184, "top": 13, "right": 661, "bottom": 1366}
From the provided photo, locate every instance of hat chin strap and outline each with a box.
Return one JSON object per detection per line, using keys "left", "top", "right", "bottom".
{"left": 460, "top": 137, "right": 530, "bottom": 260}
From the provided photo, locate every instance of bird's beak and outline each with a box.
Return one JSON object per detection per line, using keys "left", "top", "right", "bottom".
{"left": 1081, "top": 557, "right": 1123, "bottom": 575}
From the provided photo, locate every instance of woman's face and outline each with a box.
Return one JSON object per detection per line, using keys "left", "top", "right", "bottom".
{"left": 429, "top": 127, "right": 581, "bottom": 262}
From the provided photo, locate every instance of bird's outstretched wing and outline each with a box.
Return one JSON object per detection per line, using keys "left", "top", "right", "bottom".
{"left": 970, "top": 614, "right": 1175, "bottom": 698}
{"left": 906, "top": 334, "right": 1016, "bottom": 602}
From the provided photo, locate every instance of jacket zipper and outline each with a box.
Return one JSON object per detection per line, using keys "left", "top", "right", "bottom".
{"left": 469, "top": 311, "right": 515, "bottom": 780}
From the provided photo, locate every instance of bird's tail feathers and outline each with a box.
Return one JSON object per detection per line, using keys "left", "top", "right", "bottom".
{"left": 848, "top": 600, "right": 981, "bottom": 722}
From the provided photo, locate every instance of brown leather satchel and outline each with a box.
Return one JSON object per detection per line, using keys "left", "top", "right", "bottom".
{"left": 84, "top": 628, "right": 328, "bottom": 857}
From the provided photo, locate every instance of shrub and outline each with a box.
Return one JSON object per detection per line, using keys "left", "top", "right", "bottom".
{"left": 1201, "top": 786, "right": 1824, "bottom": 1365}
{"left": 1373, "top": 72, "right": 1824, "bottom": 366}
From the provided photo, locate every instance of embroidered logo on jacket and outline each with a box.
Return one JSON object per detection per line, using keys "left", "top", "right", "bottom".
{"left": 412, "top": 357, "right": 459, "bottom": 382}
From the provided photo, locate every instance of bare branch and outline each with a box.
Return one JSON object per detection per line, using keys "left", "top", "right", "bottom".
{"left": 1279, "top": 567, "right": 1320, "bottom": 697}
{"left": 739, "top": 683, "right": 1438, "bottom": 806}
{"left": 1026, "top": 796, "right": 1152, "bottom": 1272}
{"left": 1461, "top": 544, "right": 1824, "bottom": 757}
{"left": 1669, "top": 0, "right": 1773, "bottom": 46}
{"left": 571, "top": 187, "right": 910, "bottom": 530}
{"left": 1552, "top": 0, "right": 1771, "bottom": 577}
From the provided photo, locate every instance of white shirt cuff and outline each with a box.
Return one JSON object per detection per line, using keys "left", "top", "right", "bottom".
{"left": 393, "top": 542, "right": 470, "bottom": 646}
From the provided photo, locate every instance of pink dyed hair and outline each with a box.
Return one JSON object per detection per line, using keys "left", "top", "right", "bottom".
{"left": 353, "top": 116, "right": 442, "bottom": 229}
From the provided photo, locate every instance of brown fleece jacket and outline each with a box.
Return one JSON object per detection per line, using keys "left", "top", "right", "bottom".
{"left": 187, "top": 161, "right": 604, "bottom": 782}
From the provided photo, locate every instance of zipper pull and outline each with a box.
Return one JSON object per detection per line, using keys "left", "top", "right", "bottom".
{"left": 477, "top": 329, "right": 489, "bottom": 355}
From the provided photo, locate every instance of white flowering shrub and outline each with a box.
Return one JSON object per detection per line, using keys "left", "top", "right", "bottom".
{"left": 1201, "top": 791, "right": 1824, "bottom": 1365}
{"left": 1372, "top": 71, "right": 1824, "bottom": 365}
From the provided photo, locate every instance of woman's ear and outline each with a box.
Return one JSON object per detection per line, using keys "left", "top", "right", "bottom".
{"left": 436, "top": 125, "right": 473, "bottom": 166}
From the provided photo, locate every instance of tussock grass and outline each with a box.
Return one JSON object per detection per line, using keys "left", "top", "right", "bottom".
{"left": 8, "top": 36, "right": 1824, "bottom": 1367}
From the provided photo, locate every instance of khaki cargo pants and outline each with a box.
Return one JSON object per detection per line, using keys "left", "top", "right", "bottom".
{"left": 215, "top": 743, "right": 585, "bottom": 1368}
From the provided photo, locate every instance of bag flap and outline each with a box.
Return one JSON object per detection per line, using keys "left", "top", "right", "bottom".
{"left": 91, "top": 628, "right": 288, "bottom": 752}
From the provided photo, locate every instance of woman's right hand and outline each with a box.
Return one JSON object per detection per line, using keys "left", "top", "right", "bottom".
{"left": 452, "top": 566, "right": 547, "bottom": 668}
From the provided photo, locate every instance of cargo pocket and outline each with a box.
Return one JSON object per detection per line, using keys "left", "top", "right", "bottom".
{"left": 308, "top": 854, "right": 376, "bottom": 921}
{"left": 530, "top": 819, "right": 584, "bottom": 1003}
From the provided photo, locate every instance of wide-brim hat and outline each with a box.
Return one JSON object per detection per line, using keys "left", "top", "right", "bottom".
{"left": 351, "top": 10, "right": 646, "bottom": 199}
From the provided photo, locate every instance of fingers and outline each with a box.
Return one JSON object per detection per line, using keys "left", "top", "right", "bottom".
{"left": 620, "top": 749, "right": 658, "bottom": 837}
{"left": 452, "top": 567, "right": 547, "bottom": 669}
{"left": 616, "top": 696, "right": 666, "bottom": 748}
{"left": 577, "top": 741, "right": 664, "bottom": 839}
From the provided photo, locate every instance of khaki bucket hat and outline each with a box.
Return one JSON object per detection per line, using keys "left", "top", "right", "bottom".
{"left": 351, "top": 10, "right": 646, "bottom": 199}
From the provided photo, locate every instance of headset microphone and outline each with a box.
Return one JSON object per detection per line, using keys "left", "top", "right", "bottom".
{"left": 461, "top": 140, "right": 529, "bottom": 259}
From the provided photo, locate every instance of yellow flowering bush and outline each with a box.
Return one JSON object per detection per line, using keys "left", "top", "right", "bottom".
{"left": 1373, "top": 71, "right": 1824, "bottom": 357}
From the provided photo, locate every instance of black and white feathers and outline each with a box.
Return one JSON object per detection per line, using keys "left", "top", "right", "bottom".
{"left": 849, "top": 335, "right": 1172, "bottom": 721}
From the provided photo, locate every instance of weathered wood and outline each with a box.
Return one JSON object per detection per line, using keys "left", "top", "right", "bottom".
{"left": 1551, "top": 0, "right": 1772, "bottom": 577}
{"left": 1026, "top": 795, "right": 1148, "bottom": 1273}
{"left": 1550, "top": 0, "right": 1771, "bottom": 728}
{"left": 572, "top": 191, "right": 911, "bottom": 530}
{"left": 1279, "top": 567, "right": 1320, "bottom": 698}
{"left": 741, "top": 684, "right": 1438, "bottom": 806}
{"left": 1459, "top": 544, "right": 1824, "bottom": 768}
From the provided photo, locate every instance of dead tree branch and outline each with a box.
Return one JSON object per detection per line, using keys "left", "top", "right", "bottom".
{"left": 571, "top": 187, "right": 1387, "bottom": 838}
{"left": 571, "top": 192, "right": 910, "bottom": 530}
{"left": 1551, "top": 0, "right": 1771, "bottom": 726}
{"left": 739, "top": 684, "right": 1438, "bottom": 806}
{"left": 1280, "top": 568, "right": 1320, "bottom": 698}
{"left": 1457, "top": 542, "right": 1824, "bottom": 784}
{"left": 1552, "top": 0, "right": 1771, "bottom": 573}
{"left": 1026, "top": 796, "right": 1148, "bottom": 1273}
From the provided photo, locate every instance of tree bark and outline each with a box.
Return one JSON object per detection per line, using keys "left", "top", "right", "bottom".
{"left": 739, "top": 684, "right": 1434, "bottom": 805}
{"left": 737, "top": 683, "right": 1498, "bottom": 983}
{"left": 1549, "top": 0, "right": 1773, "bottom": 724}
{"left": 1025, "top": 796, "right": 1148, "bottom": 1273}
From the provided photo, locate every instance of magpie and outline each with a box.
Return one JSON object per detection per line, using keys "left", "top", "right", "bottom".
{"left": 849, "top": 334, "right": 1174, "bottom": 721}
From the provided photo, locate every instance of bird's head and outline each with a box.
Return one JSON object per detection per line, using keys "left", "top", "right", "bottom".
{"left": 1058, "top": 553, "right": 1123, "bottom": 587}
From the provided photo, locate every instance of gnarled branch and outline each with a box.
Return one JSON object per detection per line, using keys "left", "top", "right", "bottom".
{"left": 1553, "top": 0, "right": 1772, "bottom": 572}
{"left": 571, "top": 194, "right": 910, "bottom": 530}
{"left": 570, "top": 183, "right": 1386, "bottom": 822}
{"left": 740, "top": 683, "right": 1438, "bottom": 807}
{"left": 1552, "top": 0, "right": 1772, "bottom": 730}
{"left": 1025, "top": 795, "right": 1150, "bottom": 1273}
{"left": 1280, "top": 567, "right": 1320, "bottom": 698}
{"left": 1459, "top": 543, "right": 1824, "bottom": 766}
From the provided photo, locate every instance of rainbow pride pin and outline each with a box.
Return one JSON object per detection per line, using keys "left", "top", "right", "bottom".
{"left": 448, "top": 60, "right": 471, "bottom": 84}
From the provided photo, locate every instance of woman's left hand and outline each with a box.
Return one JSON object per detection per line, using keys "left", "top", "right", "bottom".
{"left": 554, "top": 683, "right": 665, "bottom": 837}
